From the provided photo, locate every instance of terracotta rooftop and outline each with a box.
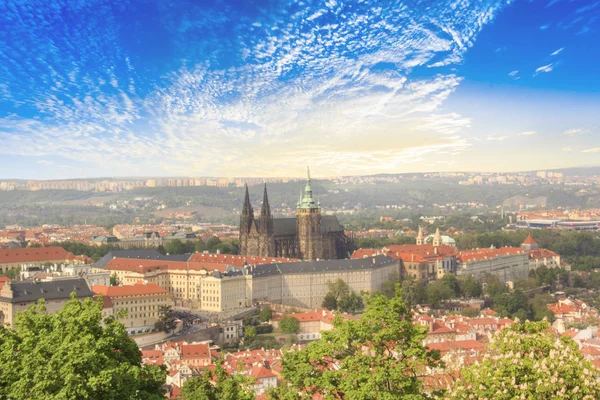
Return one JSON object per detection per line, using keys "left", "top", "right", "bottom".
{"left": 522, "top": 233, "right": 537, "bottom": 245}
{"left": 0, "top": 246, "right": 77, "bottom": 264}
{"left": 181, "top": 343, "right": 210, "bottom": 360}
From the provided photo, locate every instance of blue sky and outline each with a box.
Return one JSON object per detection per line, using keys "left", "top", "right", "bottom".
{"left": 0, "top": 0, "right": 599, "bottom": 179}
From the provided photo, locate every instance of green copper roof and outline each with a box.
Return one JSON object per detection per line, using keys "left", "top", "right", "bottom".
{"left": 297, "top": 167, "right": 320, "bottom": 209}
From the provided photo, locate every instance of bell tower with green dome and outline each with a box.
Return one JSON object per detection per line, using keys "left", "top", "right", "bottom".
{"left": 296, "top": 167, "right": 323, "bottom": 260}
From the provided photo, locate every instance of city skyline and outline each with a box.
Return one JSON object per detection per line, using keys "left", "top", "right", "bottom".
{"left": 1, "top": 0, "right": 599, "bottom": 180}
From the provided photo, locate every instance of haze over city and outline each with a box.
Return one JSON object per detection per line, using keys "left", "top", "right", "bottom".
{"left": 1, "top": 0, "right": 599, "bottom": 180}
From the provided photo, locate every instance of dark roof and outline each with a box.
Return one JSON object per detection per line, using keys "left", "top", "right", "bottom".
{"left": 93, "top": 250, "right": 192, "bottom": 269}
{"left": 0, "top": 278, "right": 93, "bottom": 303}
{"left": 259, "top": 215, "right": 343, "bottom": 236}
{"left": 249, "top": 255, "right": 396, "bottom": 278}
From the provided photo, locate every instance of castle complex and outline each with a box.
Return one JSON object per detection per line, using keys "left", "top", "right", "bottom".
{"left": 239, "top": 169, "right": 354, "bottom": 260}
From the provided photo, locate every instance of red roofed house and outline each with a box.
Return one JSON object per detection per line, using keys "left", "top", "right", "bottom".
{"left": 0, "top": 246, "right": 85, "bottom": 275}
{"left": 180, "top": 343, "right": 212, "bottom": 367}
{"left": 272, "top": 310, "right": 336, "bottom": 341}
{"left": 425, "top": 321, "right": 457, "bottom": 344}
{"left": 250, "top": 365, "right": 278, "bottom": 395}
{"left": 92, "top": 281, "right": 173, "bottom": 334}
{"left": 548, "top": 298, "right": 596, "bottom": 333}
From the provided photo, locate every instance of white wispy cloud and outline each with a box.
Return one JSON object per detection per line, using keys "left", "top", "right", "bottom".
{"left": 534, "top": 63, "right": 554, "bottom": 75}
{"left": 509, "top": 70, "right": 519, "bottom": 76}
{"left": 0, "top": 0, "right": 510, "bottom": 177}
{"left": 563, "top": 128, "right": 586, "bottom": 135}
{"left": 582, "top": 148, "right": 600, "bottom": 153}
{"left": 551, "top": 47, "right": 564, "bottom": 56}
{"left": 520, "top": 131, "right": 536, "bottom": 135}
{"left": 561, "top": 146, "right": 572, "bottom": 151}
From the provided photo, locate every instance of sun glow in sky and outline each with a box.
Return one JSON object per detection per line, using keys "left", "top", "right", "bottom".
{"left": 0, "top": 0, "right": 599, "bottom": 179}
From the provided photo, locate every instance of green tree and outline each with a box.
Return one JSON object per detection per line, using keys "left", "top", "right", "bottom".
{"left": 484, "top": 274, "right": 508, "bottom": 298}
{"left": 337, "top": 291, "right": 364, "bottom": 314}
{"left": 154, "top": 305, "right": 177, "bottom": 333}
{"left": 447, "top": 321, "right": 600, "bottom": 400}
{"left": 381, "top": 270, "right": 401, "bottom": 299}
{"left": 244, "top": 326, "right": 257, "bottom": 340}
{"left": 0, "top": 268, "right": 19, "bottom": 280}
{"left": 321, "top": 293, "right": 338, "bottom": 310}
{"left": 0, "top": 294, "right": 166, "bottom": 399}
{"left": 258, "top": 305, "right": 273, "bottom": 323}
{"left": 401, "top": 278, "right": 428, "bottom": 307}
{"left": 531, "top": 293, "right": 555, "bottom": 321}
{"left": 440, "top": 274, "right": 461, "bottom": 297}
{"left": 164, "top": 239, "right": 186, "bottom": 255}
{"left": 278, "top": 316, "right": 300, "bottom": 334}
{"left": 109, "top": 274, "right": 119, "bottom": 286}
{"left": 458, "top": 275, "right": 482, "bottom": 298}
{"left": 194, "top": 239, "right": 206, "bottom": 252}
{"left": 181, "top": 360, "right": 254, "bottom": 400}
{"left": 272, "top": 285, "right": 439, "bottom": 399}
{"left": 426, "top": 280, "right": 454, "bottom": 308}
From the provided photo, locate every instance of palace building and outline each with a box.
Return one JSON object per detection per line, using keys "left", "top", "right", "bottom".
{"left": 239, "top": 169, "right": 354, "bottom": 260}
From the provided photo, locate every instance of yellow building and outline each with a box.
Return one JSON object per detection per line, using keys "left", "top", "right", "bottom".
{"left": 92, "top": 281, "right": 174, "bottom": 334}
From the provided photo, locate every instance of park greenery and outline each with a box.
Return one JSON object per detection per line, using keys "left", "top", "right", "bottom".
{"left": 0, "top": 294, "right": 166, "bottom": 399}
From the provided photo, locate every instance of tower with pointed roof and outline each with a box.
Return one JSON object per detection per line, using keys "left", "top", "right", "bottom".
{"left": 258, "top": 184, "right": 274, "bottom": 255}
{"left": 239, "top": 184, "right": 255, "bottom": 256}
{"left": 296, "top": 167, "right": 323, "bottom": 260}
{"left": 521, "top": 233, "right": 538, "bottom": 250}
{"left": 416, "top": 226, "right": 424, "bottom": 245}
{"left": 432, "top": 228, "right": 442, "bottom": 247}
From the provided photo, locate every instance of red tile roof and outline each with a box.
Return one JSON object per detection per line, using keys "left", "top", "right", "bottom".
{"left": 250, "top": 365, "right": 276, "bottom": 379}
{"left": 522, "top": 234, "right": 537, "bottom": 246}
{"left": 0, "top": 276, "right": 10, "bottom": 290}
{"left": 351, "top": 249, "right": 388, "bottom": 259}
{"left": 0, "top": 246, "right": 77, "bottom": 264}
{"left": 272, "top": 310, "right": 336, "bottom": 325}
{"left": 457, "top": 247, "right": 524, "bottom": 263}
{"left": 385, "top": 244, "right": 457, "bottom": 258}
{"left": 181, "top": 343, "right": 210, "bottom": 360}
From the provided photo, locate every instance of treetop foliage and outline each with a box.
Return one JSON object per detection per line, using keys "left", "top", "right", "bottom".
{"left": 273, "top": 285, "right": 440, "bottom": 399}
{"left": 446, "top": 321, "right": 600, "bottom": 400}
{"left": 0, "top": 294, "right": 166, "bottom": 400}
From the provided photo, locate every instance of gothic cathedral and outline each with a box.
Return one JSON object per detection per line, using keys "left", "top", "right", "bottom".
{"left": 239, "top": 169, "right": 354, "bottom": 260}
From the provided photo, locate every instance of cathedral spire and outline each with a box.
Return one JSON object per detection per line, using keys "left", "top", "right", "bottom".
{"left": 259, "top": 183, "right": 273, "bottom": 234}
{"left": 242, "top": 184, "right": 253, "bottom": 215}
{"left": 240, "top": 184, "right": 254, "bottom": 233}
{"left": 260, "top": 183, "right": 271, "bottom": 218}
